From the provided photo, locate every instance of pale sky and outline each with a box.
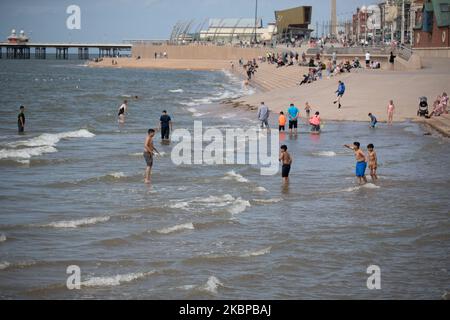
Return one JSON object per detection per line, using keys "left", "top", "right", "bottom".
{"left": 0, "top": 0, "right": 376, "bottom": 43}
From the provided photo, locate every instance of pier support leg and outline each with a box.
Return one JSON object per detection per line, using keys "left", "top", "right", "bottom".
{"left": 84, "top": 48, "right": 89, "bottom": 60}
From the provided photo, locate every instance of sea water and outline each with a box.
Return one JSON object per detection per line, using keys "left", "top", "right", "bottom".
{"left": 0, "top": 59, "right": 449, "bottom": 299}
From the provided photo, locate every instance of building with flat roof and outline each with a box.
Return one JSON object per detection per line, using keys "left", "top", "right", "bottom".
{"left": 274, "top": 6, "right": 313, "bottom": 42}
{"left": 413, "top": 0, "right": 450, "bottom": 49}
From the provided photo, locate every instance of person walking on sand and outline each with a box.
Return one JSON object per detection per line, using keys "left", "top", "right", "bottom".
{"left": 143, "top": 129, "right": 160, "bottom": 184}
{"left": 367, "top": 144, "right": 378, "bottom": 181}
{"left": 387, "top": 100, "right": 395, "bottom": 125}
{"left": 160, "top": 110, "right": 172, "bottom": 141}
{"left": 278, "top": 111, "right": 287, "bottom": 132}
{"left": 344, "top": 142, "right": 368, "bottom": 185}
{"left": 287, "top": 103, "right": 300, "bottom": 134}
{"left": 18, "top": 105, "right": 25, "bottom": 134}
{"left": 118, "top": 100, "right": 128, "bottom": 123}
{"left": 257, "top": 102, "right": 270, "bottom": 129}
{"left": 279, "top": 145, "right": 292, "bottom": 185}
{"left": 333, "top": 81, "right": 345, "bottom": 109}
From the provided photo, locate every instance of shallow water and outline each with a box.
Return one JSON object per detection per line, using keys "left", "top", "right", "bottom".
{"left": 0, "top": 60, "right": 449, "bottom": 299}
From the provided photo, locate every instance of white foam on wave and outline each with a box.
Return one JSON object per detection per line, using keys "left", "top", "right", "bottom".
{"left": 0, "top": 146, "right": 57, "bottom": 160}
{"left": 223, "top": 170, "right": 249, "bottom": 183}
{"left": 156, "top": 223, "right": 194, "bottom": 234}
{"left": 169, "top": 89, "right": 184, "bottom": 93}
{"left": 240, "top": 246, "right": 272, "bottom": 257}
{"left": 10, "top": 129, "right": 95, "bottom": 148}
{"left": 81, "top": 271, "right": 155, "bottom": 287}
{"left": 363, "top": 183, "right": 381, "bottom": 189}
{"left": 227, "top": 199, "right": 251, "bottom": 215}
{"left": 343, "top": 183, "right": 380, "bottom": 192}
{"left": 0, "top": 261, "right": 11, "bottom": 270}
{"left": 252, "top": 198, "right": 282, "bottom": 204}
{"left": 254, "top": 186, "right": 267, "bottom": 192}
{"left": 201, "top": 276, "right": 223, "bottom": 294}
{"left": 1, "top": 129, "right": 95, "bottom": 160}
{"left": 108, "top": 172, "right": 125, "bottom": 179}
{"left": 0, "top": 234, "right": 6, "bottom": 243}
{"left": 41, "top": 216, "right": 110, "bottom": 228}
{"left": 313, "top": 151, "right": 337, "bottom": 157}
{"left": 169, "top": 194, "right": 250, "bottom": 215}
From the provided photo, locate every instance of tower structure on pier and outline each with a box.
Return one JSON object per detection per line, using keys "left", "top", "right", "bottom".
{"left": 330, "top": 0, "right": 337, "bottom": 37}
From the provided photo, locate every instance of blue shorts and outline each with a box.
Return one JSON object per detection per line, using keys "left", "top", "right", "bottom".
{"left": 355, "top": 161, "right": 367, "bottom": 177}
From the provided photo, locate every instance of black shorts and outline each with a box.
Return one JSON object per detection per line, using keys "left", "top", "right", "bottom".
{"left": 18, "top": 124, "right": 24, "bottom": 133}
{"left": 289, "top": 120, "right": 298, "bottom": 129}
{"left": 143, "top": 152, "right": 153, "bottom": 167}
{"left": 282, "top": 164, "right": 291, "bottom": 178}
{"left": 279, "top": 125, "right": 285, "bottom": 131}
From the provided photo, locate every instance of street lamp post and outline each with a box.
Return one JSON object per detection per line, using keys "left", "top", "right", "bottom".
{"left": 254, "top": 0, "right": 258, "bottom": 44}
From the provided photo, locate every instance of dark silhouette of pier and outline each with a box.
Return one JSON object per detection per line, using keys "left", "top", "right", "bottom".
{"left": 0, "top": 43, "right": 132, "bottom": 60}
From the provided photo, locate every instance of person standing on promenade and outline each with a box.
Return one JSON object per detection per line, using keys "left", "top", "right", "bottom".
{"left": 389, "top": 52, "right": 396, "bottom": 70}
{"left": 18, "top": 105, "right": 25, "bottom": 134}
{"left": 333, "top": 81, "right": 345, "bottom": 109}
{"left": 160, "top": 110, "right": 172, "bottom": 141}
{"left": 367, "top": 144, "right": 378, "bottom": 181}
{"left": 143, "top": 129, "right": 160, "bottom": 184}
{"left": 287, "top": 103, "right": 300, "bottom": 134}
{"left": 344, "top": 142, "right": 368, "bottom": 185}
{"left": 387, "top": 100, "right": 395, "bottom": 125}
{"left": 365, "top": 51, "right": 371, "bottom": 68}
{"left": 279, "top": 145, "right": 292, "bottom": 185}
{"left": 257, "top": 102, "right": 270, "bottom": 129}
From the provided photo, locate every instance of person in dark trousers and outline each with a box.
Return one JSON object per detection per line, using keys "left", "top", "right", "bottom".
{"left": 389, "top": 52, "right": 396, "bottom": 70}
{"left": 18, "top": 106, "right": 25, "bottom": 134}
{"left": 160, "top": 110, "right": 172, "bottom": 141}
{"left": 333, "top": 81, "right": 346, "bottom": 109}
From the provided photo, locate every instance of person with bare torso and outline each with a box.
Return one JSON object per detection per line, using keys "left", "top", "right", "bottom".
{"left": 279, "top": 145, "right": 293, "bottom": 184}
{"left": 143, "top": 129, "right": 160, "bottom": 184}
{"left": 344, "top": 142, "right": 368, "bottom": 184}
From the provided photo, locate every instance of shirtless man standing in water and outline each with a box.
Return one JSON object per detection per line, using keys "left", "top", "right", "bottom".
{"left": 279, "top": 145, "right": 293, "bottom": 184}
{"left": 144, "top": 129, "right": 160, "bottom": 184}
{"left": 344, "top": 142, "right": 368, "bottom": 185}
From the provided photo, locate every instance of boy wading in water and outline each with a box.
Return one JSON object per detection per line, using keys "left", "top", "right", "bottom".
{"left": 344, "top": 142, "right": 368, "bottom": 185}
{"left": 367, "top": 144, "right": 378, "bottom": 181}
{"left": 279, "top": 145, "right": 292, "bottom": 184}
{"left": 143, "top": 129, "right": 160, "bottom": 184}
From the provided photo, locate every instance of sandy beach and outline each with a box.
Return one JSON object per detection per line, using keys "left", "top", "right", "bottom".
{"left": 90, "top": 55, "right": 450, "bottom": 135}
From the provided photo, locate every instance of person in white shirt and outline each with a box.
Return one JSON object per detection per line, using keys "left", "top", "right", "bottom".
{"left": 365, "top": 52, "right": 371, "bottom": 68}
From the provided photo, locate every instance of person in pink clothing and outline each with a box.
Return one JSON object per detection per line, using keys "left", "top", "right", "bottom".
{"left": 309, "top": 111, "right": 321, "bottom": 132}
{"left": 387, "top": 100, "right": 395, "bottom": 125}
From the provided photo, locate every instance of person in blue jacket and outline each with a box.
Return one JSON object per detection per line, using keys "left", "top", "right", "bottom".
{"left": 333, "top": 81, "right": 346, "bottom": 109}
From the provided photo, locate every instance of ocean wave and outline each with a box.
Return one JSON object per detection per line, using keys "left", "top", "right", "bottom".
{"left": 223, "top": 170, "right": 249, "bottom": 183}
{"left": 227, "top": 199, "right": 251, "bottom": 215}
{"left": 201, "top": 276, "right": 223, "bottom": 294}
{"left": 9, "top": 129, "right": 95, "bottom": 148}
{"left": 169, "top": 89, "right": 184, "bottom": 93}
{"left": 40, "top": 216, "right": 110, "bottom": 228}
{"left": 169, "top": 194, "right": 250, "bottom": 215}
{"left": 312, "top": 151, "right": 337, "bottom": 157}
{"left": 239, "top": 246, "right": 272, "bottom": 257}
{"left": 0, "top": 261, "right": 11, "bottom": 270}
{"left": 1, "top": 129, "right": 95, "bottom": 160}
{"left": 0, "top": 234, "right": 6, "bottom": 243}
{"left": 252, "top": 198, "right": 282, "bottom": 204}
{"left": 81, "top": 271, "right": 155, "bottom": 287}
{"left": 343, "top": 183, "right": 380, "bottom": 192}
{"left": 254, "top": 186, "right": 268, "bottom": 192}
{"left": 0, "top": 146, "right": 57, "bottom": 160}
{"left": 108, "top": 172, "right": 126, "bottom": 179}
{"left": 156, "top": 223, "right": 194, "bottom": 234}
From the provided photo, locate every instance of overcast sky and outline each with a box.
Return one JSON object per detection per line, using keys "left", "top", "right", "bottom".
{"left": 0, "top": 0, "right": 376, "bottom": 43}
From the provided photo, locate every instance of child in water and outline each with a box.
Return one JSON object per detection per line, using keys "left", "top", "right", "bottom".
{"left": 304, "top": 102, "right": 312, "bottom": 119}
{"left": 309, "top": 111, "right": 321, "bottom": 132}
{"left": 344, "top": 142, "right": 368, "bottom": 185}
{"left": 367, "top": 144, "right": 378, "bottom": 181}
{"left": 279, "top": 111, "right": 287, "bottom": 132}
{"left": 279, "top": 145, "right": 292, "bottom": 184}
